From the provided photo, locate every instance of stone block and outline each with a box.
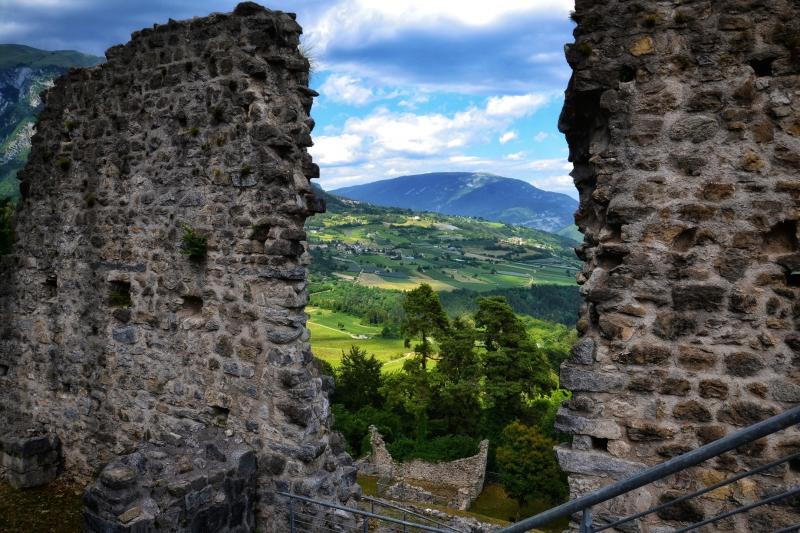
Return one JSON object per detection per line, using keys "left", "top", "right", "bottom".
{"left": 560, "top": 366, "right": 626, "bottom": 392}
{"left": 555, "top": 446, "right": 646, "bottom": 478}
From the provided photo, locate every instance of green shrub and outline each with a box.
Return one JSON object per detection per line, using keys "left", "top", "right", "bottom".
{"left": 0, "top": 199, "right": 14, "bottom": 255}
{"left": 55, "top": 157, "right": 71, "bottom": 171}
{"left": 674, "top": 10, "right": 691, "bottom": 24}
{"left": 63, "top": 119, "right": 78, "bottom": 132}
{"left": 642, "top": 14, "right": 658, "bottom": 28}
{"left": 189, "top": 127, "right": 199, "bottom": 137}
{"left": 240, "top": 165, "right": 252, "bottom": 178}
{"left": 108, "top": 282, "right": 132, "bottom": 307}
{"left": 84, "top": 193, "right": 96, "bottom": 208}
{"left": 575, "top": 42, "right": 593, "bottom": 57}
{"left": 496, "top": 422, "right": 568, "bottom": 506}
{"left": 181, "top": 226, "right": 208, "bottom": 261}
{"left": 387, "top": 435, "right": 479, "bottom": 463}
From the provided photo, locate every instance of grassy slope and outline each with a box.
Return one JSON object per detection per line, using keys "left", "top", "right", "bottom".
{"left": 307, "top": 307, "right": 412, "bottom": 373}
{"left": 308, "top": 192, "right": 580, "bottom": 294}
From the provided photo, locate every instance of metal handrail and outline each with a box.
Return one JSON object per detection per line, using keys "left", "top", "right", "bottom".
{"left": 278, "top": 491, "right": 451, "bottom": 533}
{"left": 594, "top": 450, "right": 800, "bottom": 532}
{"left": 360, "top": 495, "right": 464, "bottom": 533}
{"left": 497, "top": 404, "right": 800, "bottom": 532}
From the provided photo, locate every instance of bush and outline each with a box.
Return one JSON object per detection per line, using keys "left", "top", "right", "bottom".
{"left": 387, "top": 434, "right": 479, "bottom": 463}
{"left": 55, "top": 157, "right": 71, "bottom": 171}
{"left": 181, "top": 226, "right": 208, "bottom": 261}
{"left": 496, "top": 423, "right": 568, "bottom": 506}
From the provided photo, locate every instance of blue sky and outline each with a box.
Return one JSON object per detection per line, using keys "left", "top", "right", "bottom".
{"left": 0, "top": 0, "right": 577, "bottom": 197}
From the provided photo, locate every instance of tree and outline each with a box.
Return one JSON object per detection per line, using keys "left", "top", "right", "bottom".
{"left": 402, "top": 283, "right": 449, "bottom": 368}
{"left": 429, "top": 317, "right": 482, "bottom": 435}
{"left": 382, "top": 357, "right": 432, "bottom": 440}
{"left": 333, "top": 346, "right": 383, "bottom": 410}
{"left": 436, "top": 316, "right": 479, "bottom": 382}
{"left": 475, "top": 296, "right": 527, "bottom": 351}
{"left": 496, "top": 422, "right": 568, "bottom": 509}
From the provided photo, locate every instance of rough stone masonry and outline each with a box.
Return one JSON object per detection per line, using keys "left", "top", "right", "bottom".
{"left": 0, "top": 3, "right": 356, "bottom": 530}
{"left": 558, "top": 0, "right": 800, "bottom": 530}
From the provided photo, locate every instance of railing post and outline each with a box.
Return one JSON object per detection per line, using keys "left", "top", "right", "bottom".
{"left": 580, "top": 508, "right": 592, "bottom": 533}
{"left": 289, "top": 496, "right": 296, "bottom": 533}
{"left": 363, "top": 515, "right": 369, "bottom": 533}
{"left": 402, "top": 511, "right": 407, "bottom": 532}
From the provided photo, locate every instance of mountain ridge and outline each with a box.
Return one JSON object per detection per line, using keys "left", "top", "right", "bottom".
{"left": 0, "top": 44, "right": 104, "bottom": 199}
{"left": 332, "top": 171, "right": 577, "bottom": 233}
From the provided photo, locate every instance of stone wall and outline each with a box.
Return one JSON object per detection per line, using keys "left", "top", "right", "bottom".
{"left": 359, "top": 427, "right": 488, "bottom": 510}
{"left": 559, "top": 0, "right": 800, "bottom": 530}
{"left": 84, "top": 429, "right": 257, "bottom": 532}
{"left": 0, "top": 3, "right": 355, "bottom": 529}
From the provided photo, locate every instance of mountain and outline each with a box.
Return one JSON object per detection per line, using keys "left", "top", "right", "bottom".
{"left": 0, "top": 44, "right": 103, "bottom": 199}
{"left": 332, "top": 172, "right": 578, "bottom": 233}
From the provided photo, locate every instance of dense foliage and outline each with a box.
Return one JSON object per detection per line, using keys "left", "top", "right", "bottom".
{"left": 440, "top": 285, "right": 582, "bottom": 326}
{"left": 329, "top": 285, "right": 570, "bottom": 505}
{"left": 496, "top": 422, "right": 569, "bottom": 506}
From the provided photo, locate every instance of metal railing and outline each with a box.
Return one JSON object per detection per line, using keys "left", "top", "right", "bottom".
{"left": 496, "top": 404, "right": 800, "bottom": 533}
{"left": 359, "top": 496, "right": 464, "bottom": 533}
{"left": 279, "top": 491, "right": 453, "bottom": 533}
{"left": 279, "top": 406, "right": 800, "bottom": 533}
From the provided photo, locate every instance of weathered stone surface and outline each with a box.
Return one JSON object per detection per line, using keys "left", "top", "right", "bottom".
{"left": 0, "top": 423, "right": 62, "bottom": 489}
{"left": 357, "top": 427, "right": 488, "bottom": 511}
{"left": 84, "top": 431, "right": 256, "bottom": 533}
{"left": 557, "top": 2, "right": 800, "bottom": 530}
{"left": 0, "top": 3, "right": 354, "bottom": 528}
{"left": 555, "top": 446, "right": 646, "bottom": 478}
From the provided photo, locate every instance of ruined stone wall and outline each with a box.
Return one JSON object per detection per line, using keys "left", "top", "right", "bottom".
{"left": 558, "top": 1, "right": 800, "bottom": 530}
{"left": 0, "top": 3, "right": 354, "bottom": 529}
{"left": 359, "top": 427, "right": 489, "bottom": 510}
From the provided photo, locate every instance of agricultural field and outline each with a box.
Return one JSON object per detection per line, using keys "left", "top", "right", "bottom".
{"left": 307, "top": 190, "right": 581, "bottom": 293}
{"left": 307, "top": 307, "right": 412, "bottom": 373}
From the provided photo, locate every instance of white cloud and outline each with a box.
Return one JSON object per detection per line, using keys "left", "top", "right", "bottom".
{"left": 534, "top": 131, "right": 549, "bottom": 142}
{"left": 529, "top": 158, "right": 568, "bottom": 171}
{"left": 486, "top": 93, "right": 549, "bottom": 118}
{"left": 318, "top": 92, "right": 553, "bottom": 161}
{"left": 308, "top": 0, "right": 573, "bottom": 53}
{"left": 499, "top": 131, "right": 517, "bottom": 144}
{"left": 319, "top": 74, "right": 373, "bottom": 105}
{"left": 505, "top": 152, "right": 526, "bottom": 160}
{"left": 531, "top": 174, "right": 574, "bottom": 194}
{"left": 311, "top": 134, "right": 363, "bottom": 165}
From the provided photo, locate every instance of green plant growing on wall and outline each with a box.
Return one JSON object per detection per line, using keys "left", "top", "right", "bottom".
{"left": 674, "top": 10, "right": 691, "bottom": 24}
{"left": 55, "top": 157, "right": 71, "bottom": 171}
{"left": 181, "top": 226, "right": 208, "bottom": 261}
{"left": 642, "top": 14, "right": 658, "bottom": 28}
{"left": 0, "top": 199, "right": 14, "bottom": 255}
{"left": 575, "top": 41, "right": 593, "bottom": 57}
{"left": 84, "top": 193, "right": 96, "bottom": 208}
{"left": 108, "top": 281, "right": 132, "bottom": 307}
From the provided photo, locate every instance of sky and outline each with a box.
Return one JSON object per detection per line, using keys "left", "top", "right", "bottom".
{"left": 0, "top": 0, "right": 577, "bottom": 197}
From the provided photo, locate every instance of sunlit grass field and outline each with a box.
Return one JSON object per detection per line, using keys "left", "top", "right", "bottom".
{"left": 307, "top": 307, "right": 412, "bottom": 373}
